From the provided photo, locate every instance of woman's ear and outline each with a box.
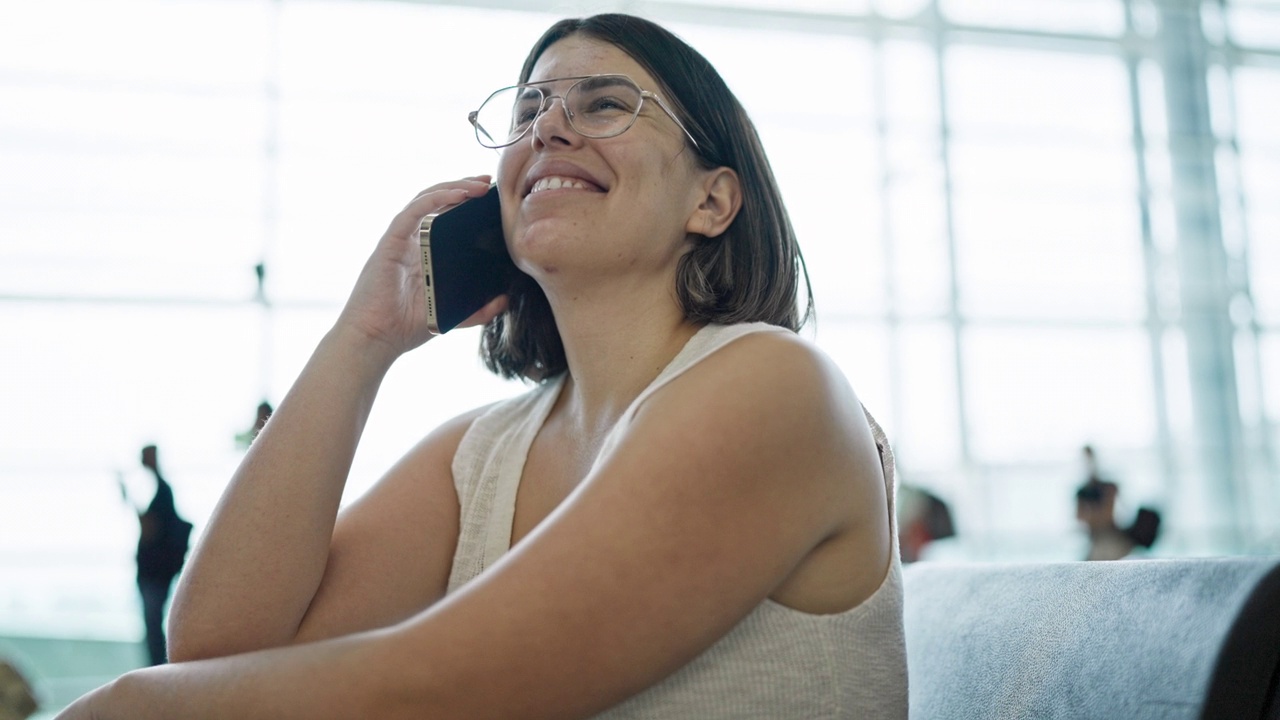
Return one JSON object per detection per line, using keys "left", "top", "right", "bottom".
{"left": 686, "top": 167, "right": 742, "bottom": 238}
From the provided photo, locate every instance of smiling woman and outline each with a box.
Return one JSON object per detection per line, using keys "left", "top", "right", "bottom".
{"left": 54, "top": 13, "right": 906, "bottom": 720}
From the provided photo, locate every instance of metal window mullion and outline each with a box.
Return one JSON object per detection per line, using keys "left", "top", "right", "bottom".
{"left": 1123, "top": 0, "right": 1179, "bottom": 545}
{"left": 259, "top": 0, "right": 284, "bottom": 403}
{"left": 1157, "top": 0, "right": 1247, "bottom": 550}
{"left": 870, "top": 27, "right": 907, "bottom": 472}
{"left": 1218, "top": 0, "right": 1279, "bottom": 542}
{"left": 929, "top": 0, "right": 983, "bottom": 555}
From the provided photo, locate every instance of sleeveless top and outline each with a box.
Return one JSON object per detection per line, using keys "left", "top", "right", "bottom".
{"left": 446, "top": 322, "right": 908, "bottom": 719}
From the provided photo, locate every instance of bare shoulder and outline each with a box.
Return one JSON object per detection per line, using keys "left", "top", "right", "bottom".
{"left": 639, "top": 328, "right": 890, "bottom": 614}
{"left": 653, "top": 329, "right": 872, "bottom": 450}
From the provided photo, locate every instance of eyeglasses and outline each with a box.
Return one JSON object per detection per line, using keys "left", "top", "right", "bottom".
{"left": 468, "top": 74, "right": 699, "bottom": 150}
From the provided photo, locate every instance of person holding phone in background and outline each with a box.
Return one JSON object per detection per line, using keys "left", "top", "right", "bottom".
{"left": 57, "top": 13, "right": 906, "bottom": 719}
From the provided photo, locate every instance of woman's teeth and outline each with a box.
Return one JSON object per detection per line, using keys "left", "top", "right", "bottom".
{"left": 530, "top": 176, "right": 591, "bottom": 193}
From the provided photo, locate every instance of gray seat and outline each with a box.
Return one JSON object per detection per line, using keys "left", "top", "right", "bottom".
{"left": 902, "top": 556, "right": 1280, "bottom": 720}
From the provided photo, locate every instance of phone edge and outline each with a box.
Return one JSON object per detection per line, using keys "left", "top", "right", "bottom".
{"left": 418, "top": 214, "right": 443, "bottom": 335}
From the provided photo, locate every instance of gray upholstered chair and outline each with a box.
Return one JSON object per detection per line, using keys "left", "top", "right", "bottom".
{"left": 903, "top": 556, "right": 1280, "bottom": 720}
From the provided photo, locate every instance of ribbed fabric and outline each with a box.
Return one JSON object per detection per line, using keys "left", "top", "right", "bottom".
{"left": 447, "top": 322, "right": 908, "bottom": 719}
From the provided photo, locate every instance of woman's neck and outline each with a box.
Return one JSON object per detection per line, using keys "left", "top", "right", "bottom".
{"left": 543, "top": 278, "right": 701, "bottom": 436}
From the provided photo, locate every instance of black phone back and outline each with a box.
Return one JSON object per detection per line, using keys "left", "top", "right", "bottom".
{"left": 423, "top": 185, "right": 516, "bottom": 333}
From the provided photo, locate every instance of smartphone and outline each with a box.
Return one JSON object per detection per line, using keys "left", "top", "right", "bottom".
{"left": 418, "top": 184, "right": 516, "bottom": 334}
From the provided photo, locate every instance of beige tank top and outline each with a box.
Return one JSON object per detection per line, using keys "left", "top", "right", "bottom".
{"left": 447, "top": 322, "right": 908, "bottom": 719}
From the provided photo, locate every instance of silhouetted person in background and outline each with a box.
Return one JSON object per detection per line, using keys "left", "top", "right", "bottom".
{"left": 235, "top": 400, "right": 273, "bottom": 449}
{"left": 898, "top": 485, "right": 956, "bottom": 563}
{"left": 1075, "top": 445, "right": 1160, "bottom": 561}
{"left": 124, "top": 445, "right": 193, "bottom": 665}
{"left": 0, "top": 658, "right": 38, "bottom": 720}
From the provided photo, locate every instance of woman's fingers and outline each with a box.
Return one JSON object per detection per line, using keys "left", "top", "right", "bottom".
{"left": 410, "top": 175, "right": 492, "bottom": 202}
{"left": 389, "top": 177, "right": 492, "bottom": 240}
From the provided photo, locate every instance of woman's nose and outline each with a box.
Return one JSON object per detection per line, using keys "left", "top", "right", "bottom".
{"left": 531, "top": 96, "right": 579, "bottom": 147}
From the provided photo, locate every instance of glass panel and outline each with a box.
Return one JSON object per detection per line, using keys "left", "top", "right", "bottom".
{"left": 1130, "top": 0, "right": 1161, "bottom": 36}
{"left": 342, "top": 323, "right": 527, "bottom": 502}
{"left": 886, "top": 137, "right": 951, "bottom": 316}
{"left": 0, "top": 82, "right": 268, "bottom": 300}
{"left": 770, "top": 130, "right": 884, "bottom": 317}
{"left": 897, "top": 322, "right": 962, "bottom": 470}
{"left": 1262, "top": 332, "right": 1280, "bottom": 429}
{"left": 963, "top": 325, "right": 1156, "bottom": 463}
{"left": 1248, "top": 207, "right": 1280, "bottom": 324}
{"left": 876, "top": 0, "right": 932, "bottom": 18}
{"left": 946, "top": 45, "right": 1142, "bottom": 320}
{"left": 0, "top": 304, "right": 261, "bottom": 463}
{"left": 950, "top": 140, "right": 1137, "bottom": 196}
{"left": 659, "top": 0, "right": 872, "bottom": 13}
{"left": 882, "top": 40, "right": 939, "bottom": 130}
{"left": 1234, "top": 66, "right": 1280, "bottom": 152}
{"left": 264, "top": 309, "right": 524, "bottom": 507}
{"left": 1208, "top": 64, "right": 1237, "bottom": 141}
{"left": 1202, "top": 1, "right": 1230, "bottom": 45}
{"left": 1234, "top": 68, "right": 1280, "bottom": 322}
{"left": 1227, "top": 3, "right": 1280, "bottom": 48}
{"left": 672, "top": 25, "right": 874, "bottom": 125}
{"left": 947, "top": 46, "right": 1132, "bottom": 142}
{"left": 0, "top": 0, "right": 271, "bottom": 89}
{"left": 1217, "top": 151, "right": 1253, "bottom": 272}
{"left": 272, "top": 93, "right": 488, "bottom": 305}
{"left": 279, "top": 2, "right": 549, "bottom": 96}
{"left": 881, "top": 41, "right": 949, "bottom": 316}
{"left": 812, "top": 321, "right": 895, "bottom": 434}
{"left": 1138, "top": 59, "right": 1169, "bottom": 142}
{"left": 0, "top": 85, "right": 267, "bottom": 152}
{"left": 941, "top": 0, "right": 1127, "bottom": 36}
{"left": 953, "top": 191, "right": 1146, "bottom": 320}
{"left": 675, "top": 27, "right": 881, "bottom": 317}
{"left": 1161, "top": 328, "right": 1196, "bottom": 438}
{"left": 0, "top": 204, "right": 264, "bottom": 302}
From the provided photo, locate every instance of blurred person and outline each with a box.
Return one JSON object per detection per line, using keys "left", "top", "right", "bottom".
{"left": 234, "top": 400, "right": 274, "bottom": 449}
{"left": 120, "top": 445, "right": 193, "bottom": 665}
{"left": 58, "top": 13, "right": 905, "bottom": 719}
{"left": 1075, "top": 445, "right": 1160, "bottom": 561}
{"left": 898, "top": 484, "right": 955, "bottom": 563}
{"left": 0, "top": 659, "right": 38, "bottom": 720}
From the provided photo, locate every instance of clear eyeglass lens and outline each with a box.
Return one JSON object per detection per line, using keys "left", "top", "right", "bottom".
{"left": 473, "top": 76, "right": 643, "bottom": 148}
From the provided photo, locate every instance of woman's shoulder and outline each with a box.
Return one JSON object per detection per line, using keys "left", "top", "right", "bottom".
{"left": 683, "top": 323, "right": 854, "bottom": 402}
{"left": 633, "top": 324, "right": 864, "bottom": 451}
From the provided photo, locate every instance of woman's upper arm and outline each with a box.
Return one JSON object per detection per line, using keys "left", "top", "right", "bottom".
{"left": 292, "top": 405, "right": 489, "bottom": 644}
{"left": 377, "top": 333, "right": 884, "bottom": 719}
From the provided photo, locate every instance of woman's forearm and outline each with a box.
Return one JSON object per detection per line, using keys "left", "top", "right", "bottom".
{"left": 65, "top": 629, "right": 424, "bottom": 720}
{"left": 167, "top": 322, "right": 397, "bottom": 660}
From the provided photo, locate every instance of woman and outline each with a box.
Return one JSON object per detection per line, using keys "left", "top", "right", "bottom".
{"left": 58, "top": 13, "right": 906, "bottom": 719}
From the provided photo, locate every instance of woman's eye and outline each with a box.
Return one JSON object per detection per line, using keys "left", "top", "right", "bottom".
{"left": 514, "top": 107, "right": 540, "bottom": 125}
{"left": 585, "top": 96, "right": 629, "bottom": 113}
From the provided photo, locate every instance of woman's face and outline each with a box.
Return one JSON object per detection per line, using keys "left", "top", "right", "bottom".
{"left": 495, "top": 36, "right": 707, "bottom": 286}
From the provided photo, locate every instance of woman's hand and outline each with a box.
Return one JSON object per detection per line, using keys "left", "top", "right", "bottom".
{"left": 334, "top": 176, "right": 508, "bottom": 364}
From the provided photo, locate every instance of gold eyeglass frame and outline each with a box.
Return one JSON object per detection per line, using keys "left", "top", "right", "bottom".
{"left": 468, "top": 74, "right": 699, "bottom": 150}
